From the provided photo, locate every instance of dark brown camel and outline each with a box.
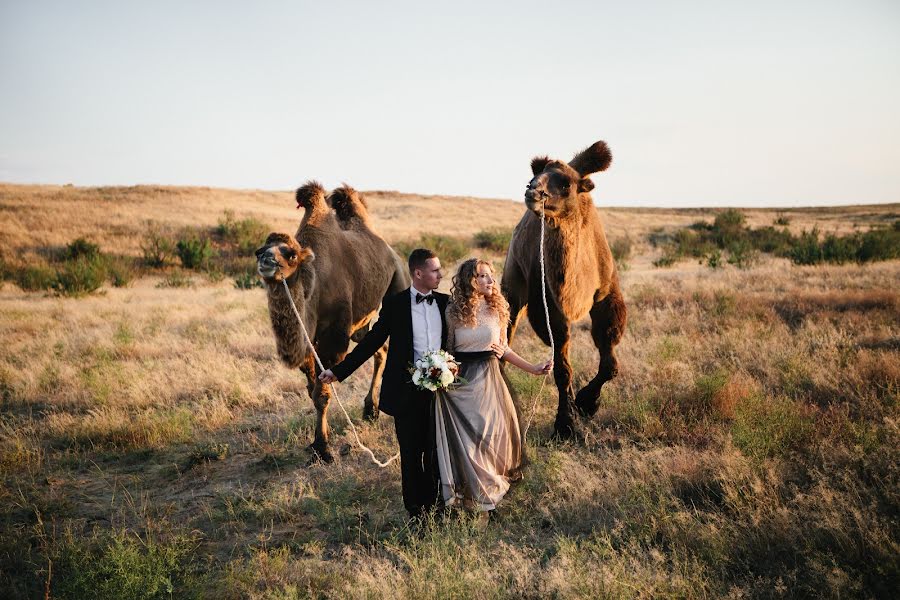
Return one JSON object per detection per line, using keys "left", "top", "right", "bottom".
{"left": 256, "top": 182, "right": 410, "bottom": 461}
{"left": 501, "top": 141, "right": 627, "bottom": 438}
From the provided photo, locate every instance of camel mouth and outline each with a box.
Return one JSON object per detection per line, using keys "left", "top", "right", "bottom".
{"left": 257, "top": 255, "right": 280, "bottom": 279}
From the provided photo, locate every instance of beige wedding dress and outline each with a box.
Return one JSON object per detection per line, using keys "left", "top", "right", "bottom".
{"left": 435, "top": 302, "right": 524, "bottom": 511}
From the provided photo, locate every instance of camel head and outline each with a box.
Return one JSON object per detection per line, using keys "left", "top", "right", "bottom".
{"left": 255, "top": 232, "right": 315, "bottom": 283}
{"left": 525, "top": 141, "right": 612, "bottom": 222}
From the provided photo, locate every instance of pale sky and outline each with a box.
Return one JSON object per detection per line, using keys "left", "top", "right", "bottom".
{"left": 2, "top": 0, "right": 899, "bottom": 206}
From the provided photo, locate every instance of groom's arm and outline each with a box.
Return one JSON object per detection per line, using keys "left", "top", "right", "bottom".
{"left": 328, "top": 295, "right": 395, "bottom": 382}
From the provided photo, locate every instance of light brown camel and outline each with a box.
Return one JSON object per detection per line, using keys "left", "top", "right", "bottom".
{"left": 256, "top": 181, "right": 410, "bottom": 461}
{"left": 501, "top": 141, "right": 627, "bottom": 438}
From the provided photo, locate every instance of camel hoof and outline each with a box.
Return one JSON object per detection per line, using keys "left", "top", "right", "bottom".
{"left": 306, "top": 443, "right": 334, "bottom": 464}
{"left": 362, "top": 406, "right": 379, "bottom": 422}
{"left": 575, "top": 387, "right": 602, "bottom": 418}
{"left": 552, "top": 418, "right": 579, "bottom": 441}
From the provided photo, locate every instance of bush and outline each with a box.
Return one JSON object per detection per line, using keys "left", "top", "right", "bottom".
{"left": 52, "top": 528, "right": 200, "bottom": 600}
{"left": 106, "top": 256, "right": 139, "bottom": 287}
{"left": 653, "top": 253, "right": 678, "bottom": 268}
{"left": 12, "top": 263, "right": 58, "bottom": 291}
{"left": 788, "top": 229, "right": 824, "bottom": 265}
{"left": 141, "top": 222, "right": 175, "bottom": 268}
{"left": 233, "top": 270, "right": 263, "bottom": 290}
{"left": 725, "top": 240, "right": 758, "bottom": 269}
{"left": 217, "top": 210, "right": 269, "bottom": 256}
{"left": 157, "top": 270, "right": 193, "bottom": 288}
{"left": 393, "top": 234, "right": 470, "bottom": 266}
{"left": 175, "top": 232, "right": 215, "bottom": 270}
{"left": 473, "top": 228, "right": 513, "bottom": 253}
{"left": 705, "top": 249, "right": 723, "bottom": 269}
{"left": 54, "top": 255, "right": 107, "bottom": 296}
{"left": 856, "top": 226, "right": 900, "bottom": 263}
{"left": 609, "top": 236, "right": 632, "bottom": 262}
{"left": 62, "top": 237, "right": 102, "bottom": 261}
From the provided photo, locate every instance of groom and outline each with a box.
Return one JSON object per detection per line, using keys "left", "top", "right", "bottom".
{"left": 319, "top": 248, "right": 448, "bottom": 520}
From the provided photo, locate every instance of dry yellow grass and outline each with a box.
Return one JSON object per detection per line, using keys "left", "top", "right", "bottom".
{"left": 0, "top": 184, "right": 897, "bottom": 598}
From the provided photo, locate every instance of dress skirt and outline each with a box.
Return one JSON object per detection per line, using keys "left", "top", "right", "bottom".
{"left": 435, "top": 353, "right": 523, "bottom": 511}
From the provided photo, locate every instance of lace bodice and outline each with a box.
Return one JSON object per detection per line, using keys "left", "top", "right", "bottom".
{"left": 446, "top": 301, "right": 508, "bottom": 353}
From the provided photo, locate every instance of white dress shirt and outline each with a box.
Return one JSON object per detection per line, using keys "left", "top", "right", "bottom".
{"left": 410, "top": 285, "right": 441, "bottom": 361}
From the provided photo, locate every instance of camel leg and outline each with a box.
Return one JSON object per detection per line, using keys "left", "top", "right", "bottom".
{"left": 309, "top": 379, "right": 334, "bottom": 463}
{"left": 299, "top": 354, "right": 316, "bottom": 400}
{"left": 575, "top": 287, "right": 627, "bottom": 418}
{"left": 307, "top": 321, "right": 352, "bottom": 463}
{"left": 362, "top": 343, "right": 387, "bottom": 421}
{"left": 551, "top": 330, "right": 579, "bottom": 440}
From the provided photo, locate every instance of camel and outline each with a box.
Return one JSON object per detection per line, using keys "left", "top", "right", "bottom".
{"left": 256, "top": 181, "right": 410, "bottom": 461}
{"left": 501, "top": 141, "right": 627, "bottom": 438}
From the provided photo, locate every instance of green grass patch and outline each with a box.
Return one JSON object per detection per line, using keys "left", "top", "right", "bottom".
{"left": 732, "top": 394, "right": 814, "bottom": 459}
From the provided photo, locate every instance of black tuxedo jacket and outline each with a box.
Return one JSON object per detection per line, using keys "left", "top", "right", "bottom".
{"left": 331, "top": 288, "right": 449, "bottom": 417}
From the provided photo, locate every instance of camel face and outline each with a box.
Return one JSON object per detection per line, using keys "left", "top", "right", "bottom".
{"left": 525, "top": 163, "right": 580, "bottom": 221}
{"left": 255, "top": 233, "right": 311, "bottom": 282}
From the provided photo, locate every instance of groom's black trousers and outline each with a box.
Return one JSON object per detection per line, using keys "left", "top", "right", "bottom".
{"left": 393, "top": 389, "right": 439, "bottom": 518}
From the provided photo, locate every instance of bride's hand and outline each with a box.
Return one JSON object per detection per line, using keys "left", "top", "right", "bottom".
{"left": 490, "top": 343, "right": 507, "bottom": 360}
{"left": 532, "top": 360, "right": 553, "bottom": 375}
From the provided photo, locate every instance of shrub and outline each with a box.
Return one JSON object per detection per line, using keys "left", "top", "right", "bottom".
{"left": 157, "top": 270, "right": 193, "bottom": 288}
{"left": 473, "top": 228, "right": 513, "bottom": 253}
{"left": 54, "top": 255, "right": 107, "bottom": 296}
{"left": 788, "top": 229, "right": 824, "bottom": 265}
{"left": 233, "top": 270, "right": 263, "bottom": 290}
{"left": 140, "top": 222, "right": 175, "bottom": 268}
{"left": 705, "top": 249, "right": 723, "bottom": 269}
{"left": 774, "top": 213, "right": 791, "bottom": 226}
{"left": 175, "top": 232, "right": 215, "bottom": 269}
{"left": 106, "top": 256, "right": 139, "bottom": 287}
{"left": 393, "top": 234, "right": 470, "bottom": 266}
{"left": 653, "top": 253, "right": 678, "bottom": 268}
{"left": 52, "top": 528, "right": 200, "bottom": 600}
{"left": 725, "top": 240, "right": 758, "bottom": 269}
{"left": 748, "top": 225, "right": 794, "bottom": 255}
{"left": 13, "top": 263, "right": 58, "bottom": 291}
{"left": 856, "top": 226, "right": 900, "bottom": 262}
{"left": 609, "top": 236, "right": 632, "bottom": 262}
{"left": 62, "top": 237, "right": 102, "bottom": 261}
{"left": 217, "top": 210, "right": 269, "bottom": 255}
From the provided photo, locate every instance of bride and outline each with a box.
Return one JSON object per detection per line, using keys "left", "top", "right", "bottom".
{"left": 436, "top": 258, "right": 552, "bottom": 513}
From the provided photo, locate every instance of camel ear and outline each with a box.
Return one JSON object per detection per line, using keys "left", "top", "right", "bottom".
{"left": 531, "top": 156, "right": 551, "bottom": 176}
{"left": 569, "top": 141, "right": 612, "bottom": 176}
{"left": 577, "top": 178, "right": 595, "bottom": 193}
{"left": 297, "top": 247, "right": 315, "bottom": 264}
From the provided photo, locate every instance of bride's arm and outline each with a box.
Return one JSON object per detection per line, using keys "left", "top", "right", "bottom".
{"left": 496, "top": 345, "right": 552, "bottom": 375}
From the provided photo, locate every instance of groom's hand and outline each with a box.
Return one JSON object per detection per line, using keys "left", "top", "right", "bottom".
{"left": 319, "top": 369, "right": 337, "bottom": 384}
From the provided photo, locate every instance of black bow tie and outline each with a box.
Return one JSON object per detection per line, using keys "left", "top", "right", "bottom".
{"left": 415, "top": 293, "right": 435, "bottom": 305}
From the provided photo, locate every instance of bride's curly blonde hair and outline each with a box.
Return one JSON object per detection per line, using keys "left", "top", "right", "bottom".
{"left": 448, "top": 258, "right": 510, "bottom": 328}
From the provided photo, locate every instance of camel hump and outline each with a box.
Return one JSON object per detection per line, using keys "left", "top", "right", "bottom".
{"left": 569, "top": 141, "right": 612, "bottom": 176}
{"left": 329, "top": 184, "right": 370, "bottom": 223}
{"left": 296, "top": 180, "right": 327, "bottom": 210}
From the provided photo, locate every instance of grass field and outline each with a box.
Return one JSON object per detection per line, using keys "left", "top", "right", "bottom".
{"left": 0, "top": 183, "right": 898, "bottom": 598}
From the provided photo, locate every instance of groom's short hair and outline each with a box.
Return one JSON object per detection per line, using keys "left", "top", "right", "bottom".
{"left": 408, "top": 248, "right": 437, "bottom": 273}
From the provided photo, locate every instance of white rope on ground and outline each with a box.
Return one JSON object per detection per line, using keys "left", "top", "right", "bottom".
{"left": 522, "top": 202, "right": 556, "bottom": 439}
{"left": 281, "top": 278, "right": 400, "bottom": 468}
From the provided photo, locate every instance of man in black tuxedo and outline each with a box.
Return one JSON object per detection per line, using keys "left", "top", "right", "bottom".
{"left": 319, "top": 248, "right": 448, "bottom": 520}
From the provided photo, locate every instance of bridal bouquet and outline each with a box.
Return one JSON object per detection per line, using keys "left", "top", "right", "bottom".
{"left": 409, "top": 349, "right": 462, "bottom": 391}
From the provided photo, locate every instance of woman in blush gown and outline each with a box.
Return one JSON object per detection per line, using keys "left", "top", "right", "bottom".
{"left": 435, "top": 258, "right": 552, "bottom": 513}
